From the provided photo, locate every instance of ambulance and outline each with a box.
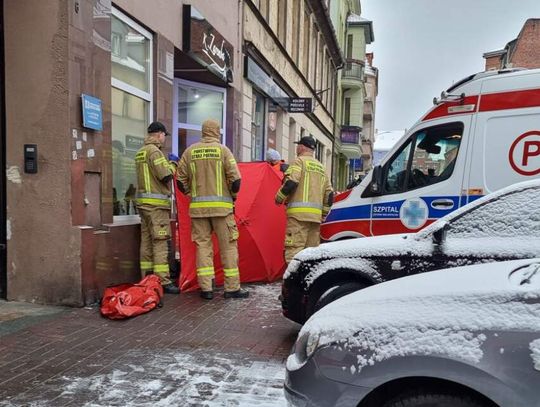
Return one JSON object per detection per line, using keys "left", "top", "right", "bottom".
{"left": 322, "top": 68, "right": 540, "bottom": 241}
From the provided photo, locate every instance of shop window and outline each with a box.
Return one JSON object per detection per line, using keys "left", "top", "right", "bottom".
{"left": 173, "top": 79, "right": 226, "bottom": 156}
{"left": 111, "top": 9, "right": 152, "bottom": 218}
{"left": 251, "top": 90, "right": 266, "bottom": 161}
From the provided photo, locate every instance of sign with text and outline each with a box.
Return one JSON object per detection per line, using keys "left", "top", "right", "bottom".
{"left": 288, "top": 98, "right": 313, "bottom": 113}
{"left": 183, "top": 5, "right": 234, "bottom": 83}
{"left": 81, "top": 94, "right": 102, "bottom": 131}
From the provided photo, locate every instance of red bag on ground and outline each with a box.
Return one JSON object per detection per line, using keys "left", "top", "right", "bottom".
{"left": 100, "top": 275, "right": 164, "bottom": 320}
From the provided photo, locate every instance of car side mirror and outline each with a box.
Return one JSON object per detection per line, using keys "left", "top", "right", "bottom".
{"left": 369, "top": 165, "right": 383, "bottom": 196}
{"left": 432, "top": 225, "right": 447, "bottom": 245}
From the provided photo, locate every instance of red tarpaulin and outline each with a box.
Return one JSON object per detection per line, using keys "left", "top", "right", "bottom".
{"left": 176, "top": 162, "right": 287, "bottom": 292}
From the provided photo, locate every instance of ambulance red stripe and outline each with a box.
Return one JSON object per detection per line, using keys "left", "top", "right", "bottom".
{"left": 422, "top": 88, "right": 540, "bottom": 121}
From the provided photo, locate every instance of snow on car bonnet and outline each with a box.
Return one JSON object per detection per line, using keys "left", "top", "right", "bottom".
{"left": 296, "top": 259, "right": 540, "bottom": 373}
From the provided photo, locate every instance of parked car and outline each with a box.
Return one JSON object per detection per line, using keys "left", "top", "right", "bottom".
{"left": 281, "top": 179, "right": 540, "bottom": 324}
{"left": 285, "top": 258, "right": 540, "bottom": 407}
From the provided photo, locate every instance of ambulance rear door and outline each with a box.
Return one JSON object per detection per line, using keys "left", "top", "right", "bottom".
{"left": 465, "top": 72, "right": 540, "bottom": 199}
{"left": 368, "top": 117, "right": 471, "bottom": 236}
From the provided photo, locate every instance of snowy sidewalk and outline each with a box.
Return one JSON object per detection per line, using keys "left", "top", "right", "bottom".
{"left": 0, "top": 283, "right": 299, "bottom": 406}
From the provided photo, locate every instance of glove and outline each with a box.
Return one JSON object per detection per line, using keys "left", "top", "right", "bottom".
{"left": 168, "top": 153, "right": 179, "bottom": 162}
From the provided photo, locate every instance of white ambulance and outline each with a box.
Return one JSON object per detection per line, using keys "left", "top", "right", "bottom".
{"left": 322, "top": 68, "right": 540, "bottom": 241}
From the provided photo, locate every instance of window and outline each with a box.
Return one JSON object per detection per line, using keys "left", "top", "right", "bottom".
{"left": 382, "top": 122, "right": 464, "bottom": 194}
{"left": 311, "top": 25, "right": 318, "bottom": 87}
{"left": 302, "top": 9, "right": 310, "bottom": 77}
{"left": 291, "top": 0, "right": 300, "bottom": 63}
{"left": 111, "top": 9, "right": 152, "bottom": 218}
{"left": 260, "top": 0, "right": 269, "bottom": 21}
{"left": 318, "top": 41, "right": 324, "bottom": 91}
{"left": 277, "top": 0, "right": 287, "bottom": 46}
{"left": 315, "top": 138, "right": 324, "bottom": 162}
{"left": 346, "top": 34, "right": 353, "bottom": 59}
{"left": 173, "top": 79, "right": 226, "bottom": 155}
{"left": 344, "top": 97, "right": 351, "bottom": 126}
{"left": 446, "top": 186, "right": 540, "bottom": 238}
{"left": 251, "top": 90, "right": 266, "bottom": 161}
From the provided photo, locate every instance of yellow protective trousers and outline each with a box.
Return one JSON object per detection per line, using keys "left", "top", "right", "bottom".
{"left": 191, "top": 214, "right": 240, "bottom": 292}
{"left": 284, "top": 217, "right": 321, "bottom": 263}
{"left": 139, "top": 207, "right": 172, "bottom": 286}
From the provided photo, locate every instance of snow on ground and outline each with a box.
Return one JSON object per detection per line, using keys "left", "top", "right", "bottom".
{"left": 60, "top": 351, "right": 288, "bottom": 407}
{"left": 530, "top": 339, "right": 540, "bottom": 371}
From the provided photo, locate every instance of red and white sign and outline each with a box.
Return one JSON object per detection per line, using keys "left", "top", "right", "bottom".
{"left": 509, "top": 131, "right": 540, "bottom": 176}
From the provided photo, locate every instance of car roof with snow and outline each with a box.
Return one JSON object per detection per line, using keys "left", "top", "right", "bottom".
{"left": 287, "top": 179, "right": 540, "bottom": 271}
{"left": 299, "top": 258, "right": 540, "bottom": 364}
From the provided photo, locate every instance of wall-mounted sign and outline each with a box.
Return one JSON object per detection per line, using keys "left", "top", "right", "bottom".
{"left": 287, "top": 98, "right": 313, "bottom": 113}
{"left": 81, "top": 94, "right": 103, "bottom": 131}
{"left": 183, "top": 5, "right": 234, "bottom": 83}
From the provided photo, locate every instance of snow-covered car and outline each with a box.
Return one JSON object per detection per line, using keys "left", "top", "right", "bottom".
{"left": 285, "top": 258, "right": 540, "bottom": 407}
{"left": 281, "top": 179, "right": 540, "bottom": 324}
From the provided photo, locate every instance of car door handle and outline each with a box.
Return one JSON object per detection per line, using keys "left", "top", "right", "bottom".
{"left": 431, "top": 199, "right": 455, "bottom": 209}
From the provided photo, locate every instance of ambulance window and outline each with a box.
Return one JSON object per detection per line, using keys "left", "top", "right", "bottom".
{"left": 409, "top": 122, "right": 463, "bottom": 189}
{"left": 383, "top": 139, "right": 413, "bottom": 194}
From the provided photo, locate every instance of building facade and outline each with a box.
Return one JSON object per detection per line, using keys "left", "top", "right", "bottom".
{"left": 361, "top": 52, "right": 378, "bottom": 174}
{"left": 1, "top": 0, "right": 243, "bottom": 305}
{"left": 0, "top": 0, "right": 343, "bottom": 306}
{"left": 242, "top": 0, "right": 342, "bottom": 173}
{"left": 329, "top": 0, "right": 374, "bottom": 190}
{"left": 483, "top": 18, "right": 540, "bottom": 70}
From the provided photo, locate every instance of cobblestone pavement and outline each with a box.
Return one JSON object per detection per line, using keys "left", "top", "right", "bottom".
{"left": 0, "top": 283, "right": 300, "bottom": 406}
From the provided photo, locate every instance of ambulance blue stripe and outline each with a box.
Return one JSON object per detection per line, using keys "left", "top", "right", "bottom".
{"left": 325, "top": 195, "right": 482, "bottom": 223}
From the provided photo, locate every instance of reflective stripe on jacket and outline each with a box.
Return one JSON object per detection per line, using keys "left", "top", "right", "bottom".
{"left": 135, "top": 137, "right": 173, "bottom": 209}
{"left": 277, "top": 154, "right": 333, "bottom": 223}
{"left": 177, "top": 125, "right": 240, "bottom": 218}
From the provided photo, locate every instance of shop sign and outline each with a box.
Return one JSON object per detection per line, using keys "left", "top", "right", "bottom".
{"left": 245, "top": 57, "right": 289, "bottom": 107}
{"left": 183, "top": 5, "right": 234, "bottom": 83}
{"left": 287, "top": 98, "right": 313, "bottom": 113}
{"left": 81, "top": 94, "right": 103, "bottom": 131}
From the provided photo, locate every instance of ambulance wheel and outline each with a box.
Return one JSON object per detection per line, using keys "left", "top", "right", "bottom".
{"left": 313, "top": 281, "right": 366, "bottom": 314}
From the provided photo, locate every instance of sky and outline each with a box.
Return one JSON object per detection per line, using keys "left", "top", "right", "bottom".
{"left": 361, "top": 0, "right": 540, "bottom": 132}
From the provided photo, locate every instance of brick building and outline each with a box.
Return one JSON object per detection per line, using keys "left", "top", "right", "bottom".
{"left": 483, "top": 18, "right": 540, "bottom": 70}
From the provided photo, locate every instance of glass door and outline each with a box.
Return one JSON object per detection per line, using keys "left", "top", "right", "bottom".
{"left": 173, "top": 79, "right": 226, "bottom": 156}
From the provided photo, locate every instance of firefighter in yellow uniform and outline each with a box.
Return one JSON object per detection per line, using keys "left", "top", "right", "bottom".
{"left": 135, "top": 121, "right": 179, "bottom": 294}
{"left": 177, "top": 118, "right": 249, "bottom": 300}
{"left": 275, "top": 135, "right": 334, "bottom": 263}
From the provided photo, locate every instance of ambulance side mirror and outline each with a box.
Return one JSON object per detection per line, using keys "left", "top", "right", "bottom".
{"left": 369, "top": 165, "right": 383, "bottom": 196}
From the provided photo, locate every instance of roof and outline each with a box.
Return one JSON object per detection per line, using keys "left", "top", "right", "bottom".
{"left": 347, "top": 13, "right": 375, "bottom": 44}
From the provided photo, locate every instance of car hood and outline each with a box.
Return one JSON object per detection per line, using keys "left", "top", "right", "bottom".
{"left": 299, "top": 258, "right": 540, "bottom": 372}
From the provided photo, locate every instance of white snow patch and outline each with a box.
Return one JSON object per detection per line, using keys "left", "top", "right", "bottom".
{"left": 6, "top": 166, "right": 22, "bottom": 184}
{"left": 304, "top": 257, "right": 382, "bottom": 287}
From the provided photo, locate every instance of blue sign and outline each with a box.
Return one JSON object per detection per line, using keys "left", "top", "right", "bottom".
{"left": 350, "top": 158, "right": 363, "bottom": 171}
{"left": 81, "top": 94, "right": 103, "bottom": 131}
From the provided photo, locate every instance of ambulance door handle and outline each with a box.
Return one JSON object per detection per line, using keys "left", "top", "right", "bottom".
{"left": 431, "top": 199, "right": 455, "bottom": 210}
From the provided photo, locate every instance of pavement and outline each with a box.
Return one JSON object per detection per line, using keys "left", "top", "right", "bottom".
{"left": 0, "top": 283, "right": 300, "bottom": 406}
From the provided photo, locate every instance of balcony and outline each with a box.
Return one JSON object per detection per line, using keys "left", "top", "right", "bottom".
{"left": 341, "top": 59, "right": 364, "bottom": 89}
{"left": 338, "top": 126, "right": 362, "bottom": 158}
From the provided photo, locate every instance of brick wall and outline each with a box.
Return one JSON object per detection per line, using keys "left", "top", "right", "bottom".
{"left": 485, "top": 55, "right": 502, "bottom": 71}
{"left": 511, "top": 19, "right": 540, "bottom": 68}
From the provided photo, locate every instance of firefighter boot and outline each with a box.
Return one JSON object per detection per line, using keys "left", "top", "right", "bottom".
{"left": 200, "top": 291, "right": 214, "bottom": 300}
{"left": 224, "top": 288, "right": 249, "bottom": 299}
{"left": 163, "top": 283, "right": 180, "bottom": 294}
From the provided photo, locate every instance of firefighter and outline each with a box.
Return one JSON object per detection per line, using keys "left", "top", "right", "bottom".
{"left": 177, "top": 118, "right": 249, "bottom": 300}
{"left": 135, "top": 121, "right": 179, "bottom": 294}
{"left": 275, "top": 135, "right": 334, "bottom": 263}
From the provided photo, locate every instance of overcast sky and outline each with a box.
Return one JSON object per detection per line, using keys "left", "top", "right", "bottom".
{"left": 361, "top": 0, "right": 540, "bottom": 132}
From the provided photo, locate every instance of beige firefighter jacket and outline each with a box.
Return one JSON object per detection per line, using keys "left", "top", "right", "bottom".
{"left": 135, "top": 135, "right": 174, "bottom": 210}
{"left": 275, "top": 153, "right": 333, "bottom": 223}
{"left": 177, "top": 121, "right": 241, "bottom": 218}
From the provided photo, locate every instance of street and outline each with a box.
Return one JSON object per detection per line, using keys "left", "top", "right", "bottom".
{"left": 0, "top": 283, "right": 297, "bottom": 406}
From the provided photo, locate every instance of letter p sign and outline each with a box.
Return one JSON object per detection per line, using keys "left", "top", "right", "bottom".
{"left": 509, "top": 131, "right": 540, "bottom": 176}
